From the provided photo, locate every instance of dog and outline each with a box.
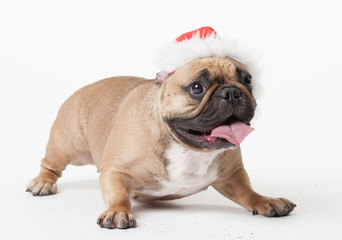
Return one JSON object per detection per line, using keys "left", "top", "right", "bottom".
{"left": 27, "top": 28, "right": 296, "bottom": 229}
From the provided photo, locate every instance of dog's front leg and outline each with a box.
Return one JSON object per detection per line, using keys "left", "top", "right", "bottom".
{"left": 213, "top": 167, "right": 296, "bottom": 217}
{"left": 97, "top": 170, "right": 136, "bottom": 229}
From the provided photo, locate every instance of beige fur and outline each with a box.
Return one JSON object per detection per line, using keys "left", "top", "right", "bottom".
{"left": 27, "top": 57, "right": 295, "bottom": 229}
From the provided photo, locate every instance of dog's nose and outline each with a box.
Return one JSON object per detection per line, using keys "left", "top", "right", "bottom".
{"left": 220, "top": 87, "right": 241, "bottom": 102}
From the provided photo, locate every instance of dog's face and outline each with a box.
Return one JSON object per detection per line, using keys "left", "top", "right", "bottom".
{"left": 159, "top": 57, "right": 256, "bottom": 151}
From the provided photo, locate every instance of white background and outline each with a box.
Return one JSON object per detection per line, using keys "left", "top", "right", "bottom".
{"left": 1, "top": 0, "right": 342, "bottom": 239}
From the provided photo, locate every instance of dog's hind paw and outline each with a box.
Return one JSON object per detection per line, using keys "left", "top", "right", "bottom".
{"left": 26, "top": 177, "right": 57, "bottom": 196}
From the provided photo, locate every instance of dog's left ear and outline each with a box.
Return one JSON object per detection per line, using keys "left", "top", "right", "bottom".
{"left": 154, "top": 71, "right": 171, "bottom": 85}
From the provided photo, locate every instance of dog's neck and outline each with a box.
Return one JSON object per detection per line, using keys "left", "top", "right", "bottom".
{"left": 164, "top": 141, "right": 223, "bottom": 185}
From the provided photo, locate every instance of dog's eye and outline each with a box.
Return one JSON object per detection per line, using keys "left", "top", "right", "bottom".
{"left": 244, "top": 75, "right": 252, "bottom": 87}
{"left": 190, "top": 82, "right": 206, "bottom": 95}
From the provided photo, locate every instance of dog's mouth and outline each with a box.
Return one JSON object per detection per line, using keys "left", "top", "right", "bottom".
{"left": 168, "top": 118, "right": 254, "bottom": 150}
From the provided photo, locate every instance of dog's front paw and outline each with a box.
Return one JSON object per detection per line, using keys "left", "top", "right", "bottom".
{"left": 251, "top": 197, "right": 296, "bottom": 217}
{"left": 26, "top": 177, "right": 57, "bottom": 196}
{"left": 97, "top": 206, "right": 136, "bottom": 229}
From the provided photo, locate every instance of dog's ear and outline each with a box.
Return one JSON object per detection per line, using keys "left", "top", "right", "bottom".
{"left": 154, "top": 71, "right": 172, "bottom": 85}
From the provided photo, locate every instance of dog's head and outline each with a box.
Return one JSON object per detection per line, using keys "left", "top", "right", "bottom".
{"left": 157, "top": 57, "right": 256, "bottom": 151}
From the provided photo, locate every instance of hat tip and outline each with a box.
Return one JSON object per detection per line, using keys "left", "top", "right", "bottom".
{"left": 175, "top": 26, "right": 217, "bottom": 43}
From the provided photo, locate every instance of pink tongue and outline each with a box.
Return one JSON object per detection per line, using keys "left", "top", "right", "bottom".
{"left": 210, "top": 122, "right": 254, "bottom": 146}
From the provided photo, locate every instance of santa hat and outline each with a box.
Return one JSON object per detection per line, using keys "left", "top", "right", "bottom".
{"left": 154, "top": 26, "right": 260, "bottom": 95}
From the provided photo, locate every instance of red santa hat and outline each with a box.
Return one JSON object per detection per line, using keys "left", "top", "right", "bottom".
{"left": 174, "top": 26, "right": 217, "bottom": 43}
{"left": 156, "top": 27, "right": 257, "bottom": 74}
{"left": 154, "top": 26, "right": 260, "bottom": 95}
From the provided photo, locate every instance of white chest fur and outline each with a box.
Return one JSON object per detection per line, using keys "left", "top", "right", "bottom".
{"left": 139, "top": 143, "right": 222, "bottom": 198}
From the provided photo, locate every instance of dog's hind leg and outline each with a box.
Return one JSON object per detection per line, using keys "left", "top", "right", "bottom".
{"left": 26, "top": 121, "right": 70, "bottom": 196}
{"left": 26, "top": 112, "right": 89, "bottom": 196}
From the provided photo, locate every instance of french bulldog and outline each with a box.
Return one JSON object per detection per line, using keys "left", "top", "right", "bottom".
{"left": 27, "top": 56, "right": 295, "bottom": 229}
